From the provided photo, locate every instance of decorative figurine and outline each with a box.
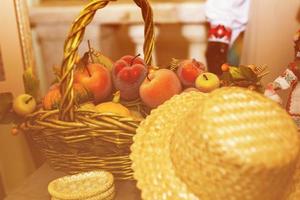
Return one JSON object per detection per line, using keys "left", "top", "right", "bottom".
{"left": 265, "top": 29, "right": 300, "bottom": 129}
{"left": 205, "top": 0, "right": 250, "bottom": 75}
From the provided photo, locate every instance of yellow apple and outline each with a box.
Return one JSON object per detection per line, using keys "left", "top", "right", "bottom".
{"left": 13, "top": 94, "right": 36, "bottom": 116}
{"left": 195, "top": 72, "right": 220, "bottom": 93}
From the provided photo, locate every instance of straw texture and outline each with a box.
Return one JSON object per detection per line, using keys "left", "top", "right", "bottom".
{"left": 287, "top": 153, "right": 300, "bottom": 200}
{"left": 131, "top": 87, "right": 300, "bottom": 200}
{"left": 131, "top": 91, "right": 206, "bottom": 200}
{"left": 48, "top": 171, "right": 115, "bottom": 200}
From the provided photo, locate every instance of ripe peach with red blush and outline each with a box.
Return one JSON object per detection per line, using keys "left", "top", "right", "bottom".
{"left": 139, "top": 69, "right": 182, "bottom": 108}
{"left": 74, "top": 63, "right": 112, "bottom": 103}
{"left": 112, "top": 54, "right": 147, "bottom": 101}
{"left": 177, "top": 59, "right": 205, "bottom": 87}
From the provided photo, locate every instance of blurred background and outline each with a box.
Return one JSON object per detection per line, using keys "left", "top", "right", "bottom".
{"left": 0, "top": 0, "right": 299, "bottom": 199}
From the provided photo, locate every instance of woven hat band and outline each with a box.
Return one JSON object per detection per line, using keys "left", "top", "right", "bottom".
{"left": 170, "top": 87, "right": 300, "bottom": 200}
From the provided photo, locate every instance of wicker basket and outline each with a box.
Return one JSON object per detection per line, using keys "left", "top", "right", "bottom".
{"left": 23, "top": 0, "right": 154, "bottom": 180}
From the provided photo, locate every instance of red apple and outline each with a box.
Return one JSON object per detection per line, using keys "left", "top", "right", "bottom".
{"left": 112, "top": 54, "right": 147, "bottom": 100}
{"left": 139, "top": 69, "right": 182, "bottom": 108}
{"left": 74, "top": 63, "right": 112, "bottom": 103}
{"left": 177, "top": 59, "right": 205, "bottom": 87}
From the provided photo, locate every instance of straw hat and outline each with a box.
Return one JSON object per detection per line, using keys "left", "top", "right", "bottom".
{"left": 130, "top": 87, "right": 300, "bottom": 200}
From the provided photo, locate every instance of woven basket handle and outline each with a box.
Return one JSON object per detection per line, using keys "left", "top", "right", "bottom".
{"left": 59, "top": 0, "right": 154, "bottom": 121}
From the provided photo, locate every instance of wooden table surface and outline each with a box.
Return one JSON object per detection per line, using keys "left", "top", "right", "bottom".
{"left": 5, "top": 163, "right": 141, "bottom": 200}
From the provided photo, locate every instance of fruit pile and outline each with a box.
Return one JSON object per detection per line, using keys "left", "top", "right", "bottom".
{"left": 64, "top": 49, "right": 222, "bottom": 111}
{"left": 45, "top": 55, "right": 266, "bottom": 111}
{"left": 42, "top": 45, "right": 223, "bottom": 115}
{"left": 1, "top": 42, "right": 266, "bottom": 135}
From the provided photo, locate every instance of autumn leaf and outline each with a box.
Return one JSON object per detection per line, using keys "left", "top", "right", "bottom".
{"left": 76, "top": 49, "right": 114, "bottom": 72}
{"left": 220, "top": 71, "right": 233, "bottom": 82}
{"left": 239, "top": 65, "right": 258, "bottom": 82}
{"left": 76, "top": 52, "right": 90, "bottom": 71}
{"left": 91, "top": 50, "right": 113, "bottom": 71}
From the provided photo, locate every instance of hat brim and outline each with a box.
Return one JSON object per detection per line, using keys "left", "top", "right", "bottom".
{"left": 130, "top": 92, "right": 206, "bottom": 200}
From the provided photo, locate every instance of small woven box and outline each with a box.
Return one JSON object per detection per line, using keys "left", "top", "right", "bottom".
{"left": 48, "top": 171, "right": 115, "bottom": 200}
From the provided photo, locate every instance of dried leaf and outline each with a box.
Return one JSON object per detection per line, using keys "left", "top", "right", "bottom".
{"left": 76, "top": 52, "right": 90, "bottom": 71}
{"left": 91, "top": 50, "right": 113, "bottom": 71}
{"left": 220, "top": 72, "right": 233, "bottom": 86}
{"left": 23, "top": 67, "right": 40, "bottom": 100}
{"left": 76, "top": 48, "right": 114, "bottom": 72}
{"left": 229, "top": 66, "right": 244, "bottom": 80}
{"left": 239, "top": 65, "right": 258, "bottom": 82}
{"left": 256, "top": 84, "right": 265, "bottom": 94}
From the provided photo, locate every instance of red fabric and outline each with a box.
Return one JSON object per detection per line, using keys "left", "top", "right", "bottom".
{"left": 208, "top": 25, "right": 232, "bottom": 42}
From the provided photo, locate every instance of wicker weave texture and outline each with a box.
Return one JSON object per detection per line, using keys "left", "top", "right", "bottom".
{"left": 59, "top": 0, "right": 154, "bottom": 121}
{"left": 25, "top": 109, "right": 141, "bottom": 179}
{"left": 23, "top": 0, "right": 154, "bottom": 180}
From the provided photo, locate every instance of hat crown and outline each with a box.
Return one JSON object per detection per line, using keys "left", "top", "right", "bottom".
{"left": 170, "top": 88, "right": 300, "bottom": 200}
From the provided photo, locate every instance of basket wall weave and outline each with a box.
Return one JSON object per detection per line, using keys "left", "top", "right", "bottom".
{"left": 23, "top": 0, "right": 154, "bottom": 180}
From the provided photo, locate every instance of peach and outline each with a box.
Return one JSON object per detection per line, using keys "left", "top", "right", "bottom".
{"left": 139, "top": 69, "right": 182, "bottom": 108}
{"left": 43, "top": 85, "right": 61, "bottom": 110}
{"left": 177, "top": 59, "right": 205, "bottom": 87}
{"left": 43, "top": 83, "right": 92, "bottom": 110}
{"left": 74, "top": 63, "right": 112, "bottom": 103}
{"left": 112, "top": 54, "right": 147, "bottom": 100}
